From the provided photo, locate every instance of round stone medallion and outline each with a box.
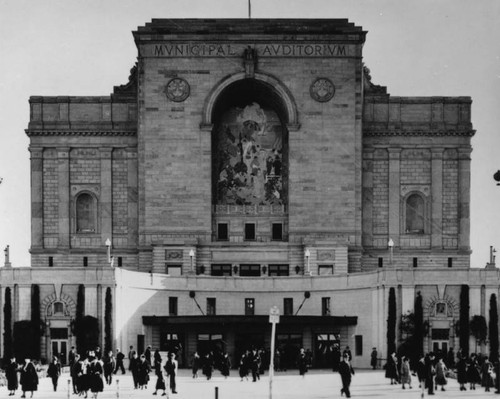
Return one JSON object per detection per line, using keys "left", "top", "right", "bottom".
{"left": 310, "top": 78, "right": 335, "bottom": 102}
{"left": 165, "top": 77, "right": 190, "bottom": 102}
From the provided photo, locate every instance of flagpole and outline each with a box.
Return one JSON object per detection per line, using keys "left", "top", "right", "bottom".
{"left": 248, "top": 0, "right": 251, "bottom": 19}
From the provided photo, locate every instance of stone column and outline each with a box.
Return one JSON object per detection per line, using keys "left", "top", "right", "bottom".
{"left": 458, "top": 147, "right": 472, "bottom": 251}
{"left": 431, "top": 148, "right": 444, "bottom": 249}
{"left": 388, "top": 148, "right": 401, "bottom": 247}
{"left": 30, "top": 147, "right": 44, "bottom": 249}
{"left": 100, "top": 148, "right": 113, "bottom": 246}
{"left": 57, "top": 147, "right": 70, "bottom": 248}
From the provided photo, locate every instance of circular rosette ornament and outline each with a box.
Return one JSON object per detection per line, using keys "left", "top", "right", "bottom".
{"left": 310, "top": 77, "right": 335, "bottom": 102}
{"left": 165, "top": 77, "right": 190, "bottom": 102}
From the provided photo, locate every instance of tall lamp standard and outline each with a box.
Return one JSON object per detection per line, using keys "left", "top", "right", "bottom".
{"left": 189, "top": 249, "right": 195, "bottom": 274}
{"left": 388, "top": 238, "right": 394, "bottom": 266}
{"left": 305, "top": 249, "right": 311, "bottom": 275}
{"left": 105, "top": 238, "right": 114, "bottom": 267}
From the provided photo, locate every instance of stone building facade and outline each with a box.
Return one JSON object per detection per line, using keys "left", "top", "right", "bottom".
{"left": 1, "top": 18, "right": 498, "bottom": 368}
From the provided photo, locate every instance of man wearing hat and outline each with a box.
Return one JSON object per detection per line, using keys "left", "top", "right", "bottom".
{"left": 164, "top": 352, "right": 178, "bottom": 394}
{"left": 338, "top": 353, "right": 354, "bottom": 398}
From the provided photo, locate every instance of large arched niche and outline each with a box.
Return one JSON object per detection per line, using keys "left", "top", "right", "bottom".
{"left": 210, "top": 77, "right": 290, "bottom": 207}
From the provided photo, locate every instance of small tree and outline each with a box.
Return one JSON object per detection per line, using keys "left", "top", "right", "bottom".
{"left": 387, "top": 287, "right": 397, "bottom": 358}
{"left": 13, "top": 320, "right": 37, "bottom": 360}
{"left": 489, "top": 294, "right": 499, "bottom": 361}
{"left": 470, "top": 315, "right": 487, "bottom": 353}
{"left": 3, "top": 287, "right": 13, "bottom": 362}
{"left": 104, "top": 288, "right": 112, "bottom": 354}
{"left": 459, "top": 285, "right": 470, "bottom": 355}
{"left": 73, "top": 316, "right": 99, "bottom": 355}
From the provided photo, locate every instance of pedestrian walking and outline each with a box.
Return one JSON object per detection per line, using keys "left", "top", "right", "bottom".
{"left": 435, "top": 357, "right": 447, "bottom": 391}
{"left": 47, "top": 356, "right": 61, "bottom": 391}
{"left": 145, "top": 345, "right": 152, "bottom": 365}
{"left": 164, "top": 352, "right": 178, "bottom": 394}
{"left": 338, "top": 353, "right": 355, "bottom": 398}
{"left": 202, "top": 352, "right": 213, "bottom": 380}
{"left": 130, "top": 352, "right": 139, "bottom": 389}
{"left": 71, "top": 354, "right": 81, "bottom": 395}
{"left": 370, "top": 348, "right": 378, "bottom": 370}
{"left": 87, "top": 353, "right": 104, "bottom": 399}
{"left": 77, "top": 357, "right": 90, "bottom": 398}
{"left": 424, "top": 352, "right": 436, "bottom": 396}
{"left": 343, "top": 346, "right": 352, "bottom": 361}
{"left": 94, "top": 346, "right": 102, "bottom": 361}
{"left": 239, "top": 351, "right": 249, "bottom": 381}
{"left": 128, "top": 345, "right": 136, "bottom": 371}
{"left": 137, "top": 354, "right": 151, "bottom": 389}
{"left": 274, "top": 349, "right": 281, "bottom": 372}
{"left": 20, "top": 358, "right": 38, "bottom": 398}
{"left": 416, "top": 355, "right": 426, "bottom": 399}
{"left": 400, "top": 356, "right": 412, "bottom": 389}
{"left": 467, "top": 353, "right": 481, "bottom": 390}
{"left": 191, "top": 351, "right": 201, "bottom": 378}
{"left": 297, "top": 348, "right": 308, "bottom": 377}
{"left": 6, "top": 356, "right": 19, "bottom": 396}
{"left": 103, "top": 350, "right": 116, "bottom": 385}
{"left": 221, "top": 352, "right": 231, "bottom": 378}
{"left": 69, "top": 346, "right": 77, "bottom": 368}
{"left": 152, "top": 357, "right": 166, "bottom": 396}
{"left": 250, "top": 348, "right": 261, "bottom": 381}
{"left": 456, "top": 353, "right": 468, "bottom": 391}
{"left": 114, "top": 349, "right": 125, "bottom": 374}
{"left": 385, "top": 352, "right": 398, "bottom": 385}
{"left": 481, "top": 356, "right": 494, "bottom": 392}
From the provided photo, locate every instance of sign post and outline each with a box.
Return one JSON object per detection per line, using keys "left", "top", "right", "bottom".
{"left": 269, "top": 306, "right": 280, "bottom": 399}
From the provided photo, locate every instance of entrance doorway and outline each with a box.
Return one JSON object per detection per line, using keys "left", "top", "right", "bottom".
{"left": 315, "top": 333, "right": 340, "bottom": 369}
{"left": 234, "top": 333, "right": 265, "bottom": 367}
{"left": 276, "top": 333, "right": 302, "bottom": 370}
{"left": 51, "top": 340, "right": 68, "bottom": 365}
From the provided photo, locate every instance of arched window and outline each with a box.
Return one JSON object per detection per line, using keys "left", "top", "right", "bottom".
{"left": 76, "top": 193, "right": 96, "bottom": 232}
{"left": 405, "top": 194, "right": 425, "bottom": 234}
{"left": 53, "top": 301, "right": 64, "bottom": 315}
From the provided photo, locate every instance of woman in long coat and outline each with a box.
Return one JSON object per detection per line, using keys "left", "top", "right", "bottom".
{"left": 6, "top": 357, "right": 19, "bottom": 396}
{"left": 481, "top": 356, "right": 494, "bottom": 392}
{"left": 456, "top": 354, "right": 468, "bottom": 391}
{"left": 137, "top": 355, "right": 151, "bottom": 389}
{"left": 20, "top": 358, "right": 38, "bottom": 398}
{"left": 467, "top": 353, "right": 481, "bottom": 390}
{"left": 152, "top": 358, "right": 166, "bottom": 396}
{"left": 220, "top": 352, "right": 231, "bottom": 378}
{"left": 435, "top": 357, "right": 448, "bottom": 391}
{"left": 385, "top": 352, "right": 398, "bottom": 384}
{"left": 87, "top": 355, "right": 104, "bottom": 399}
{"left": 399, "top": 356, "right": 412, "bottom": 389}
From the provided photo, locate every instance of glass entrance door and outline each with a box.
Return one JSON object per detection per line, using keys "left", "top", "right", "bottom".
{"left": 51, "top": 340, "right": 68, "bottom": 365}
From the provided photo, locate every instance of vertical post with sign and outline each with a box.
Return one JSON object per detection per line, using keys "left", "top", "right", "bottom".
{"left": 269, "top": 306, "right": 280, "bottom": 399}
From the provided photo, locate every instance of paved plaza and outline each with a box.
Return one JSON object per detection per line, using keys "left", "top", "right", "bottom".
{"left": 3, "top": 369, "right": 500, "bottom": 399}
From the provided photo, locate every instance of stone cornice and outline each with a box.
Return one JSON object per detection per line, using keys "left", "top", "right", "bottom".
{"left": 25, "top": 130, "right": 137, "bottom": 137}
{"left": 363, "top": 130, "right": 476, "bottom": 137}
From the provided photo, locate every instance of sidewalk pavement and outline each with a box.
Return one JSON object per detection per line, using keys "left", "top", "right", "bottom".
{"left": 3, "top": 368, "right": 500, "bottom": 399}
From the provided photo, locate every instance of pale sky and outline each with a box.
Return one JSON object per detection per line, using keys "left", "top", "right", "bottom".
{"left": 0, "top": 0, "right": 499, "bottom": 268}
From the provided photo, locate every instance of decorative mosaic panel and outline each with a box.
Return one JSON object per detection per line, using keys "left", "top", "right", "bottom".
{"left": 214, "top": 103, "right": 286, "bottom": 206}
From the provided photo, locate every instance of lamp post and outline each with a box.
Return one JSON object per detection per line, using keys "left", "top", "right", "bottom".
{"left": 189, "top": 249, "right": 195, "bottom": 274}
{"left": 388, "top": 238, "right": 394, "bottom": 265}
{"left": 305, "top": 249, "right": 311, "bottom": 275}
{"left": 105, "top": 238, "right": 114, "bottom": 267}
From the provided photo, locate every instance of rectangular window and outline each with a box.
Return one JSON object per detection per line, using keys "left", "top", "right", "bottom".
{"left": 49, "top": 256, "right": 54, "bottom": 267}
{"left": 245, "top": 298, "right": 255, "bottom": 316}
{"left": 322, "top": 297, "right": 331, "bottom": 316}
{"left": 272, "top": 223, "right": 283, "bottom": 241}
{"left": 378, "top": 257, "right": 383, "bottom": 268}
{"left": 268, "top": 264, "right": 289, "bottom": 276}
{"left": 431, "top": 328, "right": 450, "bottom": 340}
{"left": 50, "top": 328, "right": 68, "bottom": 339}
{"left": 211, "top": 264, "right": 232, "bottom": 276}
{"left": 83, "top": 257, "right": 88, "bottom": 267}
{"left": 448, "top": 258, "right": 453, "bottom": 268}
{"left": 217, "top": 223, "right": 228, "bottom": 240}
{"left": 413, "top": 257, "right": 418, "bottom": 268}
{"left": 166, "top": 264, "right": 182, "bottom": 276}
{"left": 118, "top": 257, "right": 123, "bottom": 267}
{"left": 318, "top": 265, "right": 334, "bottom": 275}
{"left": 207, "top": 298, "right": 216, "bottom": 316}
{"left": 169, "top": 297, "right": 178, "bottom": 316}
{"left": 284, "top": 298, "right": 293, "bottom": 316}
{"left": 240, "top": 264, "right": 261, "bottom": 277}
{"left": 355, "top": 335, "right": 363, "bottom": 356}
{"left": 244, "top": 223, "right": 256, "bottom": 240}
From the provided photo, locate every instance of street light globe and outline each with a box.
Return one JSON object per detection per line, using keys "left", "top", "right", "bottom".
{"left": 189, "top": 249, "right": 195, "bottom": 257}
{"left": 388, "top": 238, "right": 394, "bottom": 248}
{"left": 305, "top": 249, "right": 310, "bottom": 257}
{"left": 105, "top": 238, "right": 111, "bottom": 247}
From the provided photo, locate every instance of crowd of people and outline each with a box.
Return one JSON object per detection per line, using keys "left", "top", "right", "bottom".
{"left": 384, "top": 348, "right": 500, "bottom": 397}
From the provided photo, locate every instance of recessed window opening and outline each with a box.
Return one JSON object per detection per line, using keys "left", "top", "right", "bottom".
{"left": 406, "top": 194, "right": 425, "bottom": 234}
{"left": 244, "top": 223, "right": 256, "bottom": 240}
{"left": 217, "top": 223, "right": 228, "bottom": 240}
{"left": 272, "top": 223, "right": 283, "bottom": 240}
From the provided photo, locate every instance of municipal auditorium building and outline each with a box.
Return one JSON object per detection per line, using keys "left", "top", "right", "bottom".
{"left": 2, "top": 18, "right": 499, "bottom": 368}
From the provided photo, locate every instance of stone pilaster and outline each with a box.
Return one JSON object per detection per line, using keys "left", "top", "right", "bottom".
{"left": 100, "top": 148, "right": 113, "bottom": 246}
{"left": 127, "top": 148, "right": 138, "bottom": 247}
{"left": 30, "top": 147, "right": 44, "bottom": 249}
{"left": 388, "top": 148, "right": 401, "bottom": 246}
{"left": 362, "top": 150, "right": 374, "bottom": 247}
{"left": 458, "top": 147, "right": 472, "bottom": 251}
{"left": 57, "top": 147, "right": 70, "bottom": 248}
{"left": 431, "top": 148, "right": 444, "bottom": 249}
